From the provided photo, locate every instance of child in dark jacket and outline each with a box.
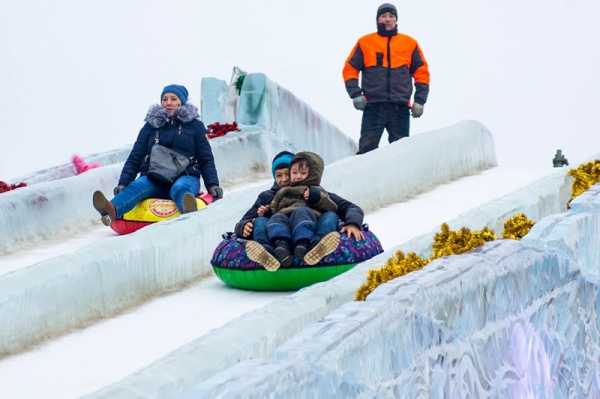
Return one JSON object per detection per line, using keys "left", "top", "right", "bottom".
{"left": 235, "top": 151, "right": 294, "bottom": 240}
{"left": 242, "top": 151, "right": 367, "bottom": 272}
{"left": 266, "top": 151, "right": 338, "bottom": 267}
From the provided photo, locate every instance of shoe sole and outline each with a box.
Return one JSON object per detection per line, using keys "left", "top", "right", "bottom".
{"left": 304, "top": 232, "right": 341, "bottom": 266}
{"left": 245, "top": 241, "right": 280, "bottom": 272}
{"left": 182, "top": 193, "right": 198, "bottom": 214}
{"left": 93, "top": 191, "right": 114, "bottom": 226}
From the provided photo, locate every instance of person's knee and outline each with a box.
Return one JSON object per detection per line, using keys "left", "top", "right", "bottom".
{"left": 254, "top": 216, "right": 269, "bottom": 230}
{"left": 320, "top": 211, "right": 339, "bottom": 226}
{"left": 255, "top": 216, "right": 269, "bottom": 224}
{"left": 169, "top": 178, "right": 195, "bottom": 199}
{"left": 321, "top": 211, "right": 337, "bottom": 220}
{"left": 267, "top": 212, "right": 288, "bottom": 228}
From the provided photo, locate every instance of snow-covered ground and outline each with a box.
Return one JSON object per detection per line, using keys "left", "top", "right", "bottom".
{"left": 0, "top": 164, "right": 555, "bottom": 398}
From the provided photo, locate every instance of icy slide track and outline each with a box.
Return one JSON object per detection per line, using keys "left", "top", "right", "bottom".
{"left": 0, "top": 73, "right": 356, "bottom": 254}
{"left": 87, "top": 163, "right": 574, "bottom": 398}
{"left": 186, "top": 185, "right": 600, "bottom": 399}
{"left": 0, "top": 121, "right": 495, "bottom": 357}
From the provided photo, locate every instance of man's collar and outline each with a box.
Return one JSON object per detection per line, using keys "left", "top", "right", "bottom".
{"left": 377, "top": 23, "right": 398, "bottom": 37}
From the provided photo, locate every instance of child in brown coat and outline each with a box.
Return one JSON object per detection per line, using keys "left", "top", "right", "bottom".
{"left": 266, "top": 151, "right": 338, "bottom": 267}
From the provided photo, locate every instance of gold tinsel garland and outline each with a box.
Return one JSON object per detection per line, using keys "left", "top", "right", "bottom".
{"left": 432, "top": 223, "right": 496, "bottom": 258}
{"left": 502, "top": 213, "right": 535, "bottom": 240}
{"left": 355, "top": 215, "right": 535, "bottom": 301}
{"left": 568, "top": 160, "right": 600, "bottom": 204}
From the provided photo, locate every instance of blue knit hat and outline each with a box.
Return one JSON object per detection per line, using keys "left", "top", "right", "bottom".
{"left": 161, "top": 84, "right": 189, "bottom": 104}
{"left": 271, "top": 151, "right": 294, "bottom": 177}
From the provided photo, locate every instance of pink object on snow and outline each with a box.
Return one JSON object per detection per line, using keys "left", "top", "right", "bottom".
{"left": 72, "top": 155, "right": 101, "bottom": 174}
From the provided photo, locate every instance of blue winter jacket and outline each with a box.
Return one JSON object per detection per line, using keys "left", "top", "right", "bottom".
{"left": 118, "top": 103, "right": 220, "bottom": 190}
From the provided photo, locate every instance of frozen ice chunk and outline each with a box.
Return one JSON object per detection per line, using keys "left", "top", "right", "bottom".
{"left": 237, "top": 73, "right": 266, "bottom": 125}
{"left": 200, "top": 77, "right": 229, "bottom": 125}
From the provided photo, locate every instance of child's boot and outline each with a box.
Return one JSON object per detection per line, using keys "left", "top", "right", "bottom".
{"left": 304, "top": 232, "right": 341, "bottom": 265}
{"left": 245, "top": 240, "right": 280, "bottom": 272}
{"left": 294, "top": 239, "right": 311, "bottom": 260}
{"left": 273, "top": 239, "right": 293, "bottom": 267}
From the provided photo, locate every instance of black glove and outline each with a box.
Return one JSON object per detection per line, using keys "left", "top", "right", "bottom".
{"left": 113, "top": 185, "right": 126, "bottom": 195}
{"left": 209, "top": 185, "right": 223, "bottom": 200}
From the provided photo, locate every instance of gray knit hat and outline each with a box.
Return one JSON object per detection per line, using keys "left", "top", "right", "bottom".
{"left": 377, "top": 3, "right": 398, "bottom": 19}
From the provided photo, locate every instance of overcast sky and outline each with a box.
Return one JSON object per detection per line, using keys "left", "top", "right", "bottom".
{"left": 2, "top": 0, "right": 599, "bottom": 179}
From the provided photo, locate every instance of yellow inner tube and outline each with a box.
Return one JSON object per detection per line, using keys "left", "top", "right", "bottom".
{"left": 122, "top": 198, "right": 207, "bottom": 222}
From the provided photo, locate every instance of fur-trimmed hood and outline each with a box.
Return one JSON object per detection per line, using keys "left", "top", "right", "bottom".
{"left": 144, "top": 103, "right": 200, "bottom": 128}
{"left": 291, "top": 151, "right": 324, "bottom": 186}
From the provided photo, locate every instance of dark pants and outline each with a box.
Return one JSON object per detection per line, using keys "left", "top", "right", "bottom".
{"left": 357, "top": 102, "right": 410, "bottom": 154}
{"left": 266, "top": 208, "right": 339, "bottom": 245}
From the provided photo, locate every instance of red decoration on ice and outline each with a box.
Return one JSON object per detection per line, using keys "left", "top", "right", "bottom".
{"left": 0, "top": 180, "right": 27, "bottom": 193}
{"left": 206, "top": 122, "right": 240, "bottom": 139}
{"left": 72, "top": 154, "right": 101, "bottom": 175}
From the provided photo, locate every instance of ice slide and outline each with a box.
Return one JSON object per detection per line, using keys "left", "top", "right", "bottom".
{"left": 4, "top": 147, "right": 556, "bottom": 399}
{"left": 184, "top": 181, "right": 600, "bottom": 399}
{"left": 0, "top": 121, "right": 495, "bottom": 359}
{"left": 0, "top": 72, "right": 356, "bottom": 255}
{"left": 0, "top": 121, "right": 546, "bottom": 398}
{"left": 1, "top": 125, "right": 572, "bottom": 398}
{"left": 84, "top": 162, "right": 567, "bottom": 399}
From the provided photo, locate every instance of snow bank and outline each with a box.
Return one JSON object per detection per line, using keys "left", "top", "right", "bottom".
{"left": 183, "top": 184, "right": 600, "bottom": 399}
{"left": 0, "top": 121, "right": 495, "bottom": 358}
{"left": 1, "top": 74, "right": 356, "bottom": 254}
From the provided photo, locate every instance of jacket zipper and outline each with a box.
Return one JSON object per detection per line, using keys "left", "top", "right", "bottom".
{"left": 386, "top": 36, "right": 392, "bottom": 101}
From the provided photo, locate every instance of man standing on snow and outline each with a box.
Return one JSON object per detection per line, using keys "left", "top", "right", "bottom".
{"left": 343, "top": 3, "right": 430, "bottom": 154}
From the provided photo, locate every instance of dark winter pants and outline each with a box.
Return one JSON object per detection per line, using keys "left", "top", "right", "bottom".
{"left": 357, "top": 102, "right": 410, "bottom": 154}
{"left": 266, "top": 208, "right": 339, "bottom": 245}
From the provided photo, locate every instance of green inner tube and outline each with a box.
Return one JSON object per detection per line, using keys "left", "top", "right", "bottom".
{"left": 213, "top": 263, "right": 356, "bottom": 291}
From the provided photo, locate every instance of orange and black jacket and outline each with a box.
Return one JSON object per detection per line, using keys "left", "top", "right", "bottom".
{"left": 343, "top": 32, "right": 430, "bottom": 105}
